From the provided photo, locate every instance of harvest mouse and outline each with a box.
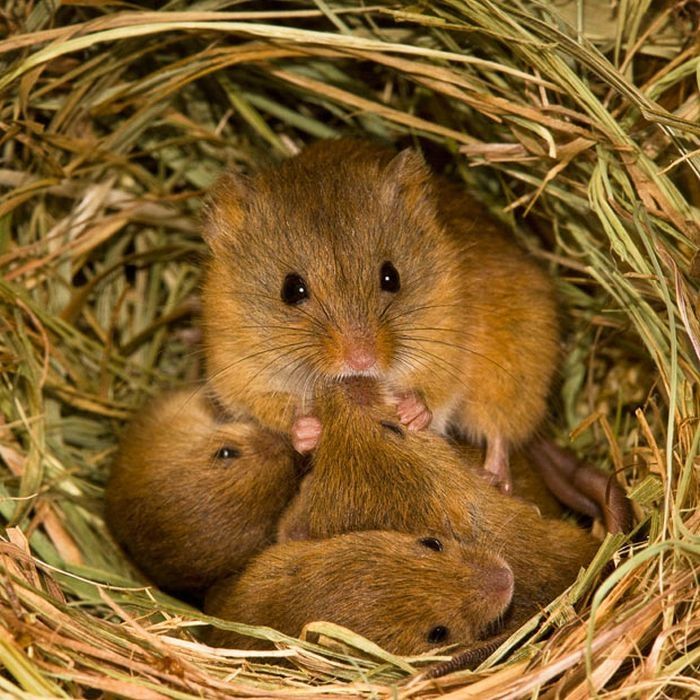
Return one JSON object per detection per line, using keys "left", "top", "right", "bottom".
{"left": 204, "top": 530, "right": 514, "bottom": 655}
{"left": 201, "top": 139, "right": 559, "bottom": 492}
{"left": 277, "top": 378, "right": 607, "bottom": 623}
{"left": 105, "top": 388, "right": 299, "bottom": 596}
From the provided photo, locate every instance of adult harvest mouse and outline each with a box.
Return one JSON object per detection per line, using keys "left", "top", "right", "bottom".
{"left": 277, "top": 378, "right": 605, "bottom": 623}
{"left": 204, "top": 530, "right": 514, "bottom": 655}
{"left": 105, "top": 388, "right": 299, "bottom": 596}
{"left": 201, "top": 139, "right": 559, "bottom": 491}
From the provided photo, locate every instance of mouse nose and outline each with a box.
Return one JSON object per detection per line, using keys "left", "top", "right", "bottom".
{"left": 343, "top": 332, "right": 377, "bottom": 372}
{"left": 345, "top": 344, "right": 377, "bottom": 371}
{"left": 472, "top": 563, "right": 514, "bottom": 598}
{"left": 489, "top": 565, "right": 514, "bottom": 593}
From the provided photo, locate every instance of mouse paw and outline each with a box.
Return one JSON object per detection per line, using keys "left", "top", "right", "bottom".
{"left": 291, "top": 415, "right": 322, "bottom": 454}
{"left": 394, "top": 392, "right": 432, "bottom": 431}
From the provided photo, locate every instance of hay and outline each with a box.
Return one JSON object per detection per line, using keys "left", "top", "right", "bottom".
{"left": 1, "top": 0, "right": 698, "bottom": 696}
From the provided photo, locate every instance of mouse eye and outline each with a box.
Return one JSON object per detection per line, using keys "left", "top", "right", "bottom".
{"left": 281, "top": 273, "right": 309, "bottom": 305}
{"left": 427, "top": 626, "right": 449, "bottom": 644}
{"left": 380, "top": 261, "right": 400, "bottom": 293}
{"left": 419, "top": 537, "right": 443, "bottom": 552}
{"left": 214, "top": 446, "right": 240, "bottom": 460}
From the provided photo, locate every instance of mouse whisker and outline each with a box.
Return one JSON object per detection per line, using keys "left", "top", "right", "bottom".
{"left": 392, "top": 349, "right": 470, "bottom": 392}
{"left": 234, "top": 324, "right": 319, "bottom": 336}
{"left": 485, "top": 509, "right": 523, "bottom": 560}
{"left": 397, "top": 335, "right": 514, "bottom": 380}
{"left": 298, "top": 358, "right": 324, "bottom": 410}
{"left": 393, "top": 345, "right": 470, "bottom": 388}
{"left": 313, "top": 294, "right": 335, "bottom": 326}
{"left": 392, "top": 348, "right": 446, "bottom": 381}
{"left": 273, "top": 302, "right": 329, "bottom": 333}
{"left": 391, "top": 324, "right": 486, "bottom": 344}
{"left": 208, "top": 342, "right": 320, "bottom": 396}
{"left": 165, "top": 382, "right": 223, "bottom": 420}
{"left": 259, "top": 345, "right": 321, "bottom": 382}
{"left": 284, "top": 350, "right": 325, "bottom": 399}
{"left": 378, "top": 297, "right": 396, "bottom": 322}
{"left": 256, "top": 345, "right": 328, "bottom": 398}
{"left": 382, "top": 301, "right": 465, "bottom": 325}
{"left": 388, "top": 353, "right": 422, "bottom": 384}
{"left": 386, "top": 301, "right": 464, "bottom": 319}
{"left": 224, "top": 290, "right": 329, "bottom": 334}
{"left": 209, "top": 341, "right": 316, "bottom": 379}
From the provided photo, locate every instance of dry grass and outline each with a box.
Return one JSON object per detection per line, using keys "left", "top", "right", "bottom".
{"left": 0, "top": 1, "right": 698, "bottom": 697}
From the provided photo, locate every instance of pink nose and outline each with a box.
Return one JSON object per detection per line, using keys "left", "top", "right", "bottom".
{"left": 344, "top": 345, "right": 377, "bottom": 371}
{"left": 486, "top": 565, "right": 514, "bottom": 595}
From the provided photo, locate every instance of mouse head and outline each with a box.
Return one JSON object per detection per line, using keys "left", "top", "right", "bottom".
{"left": 202, "top": 140, "right": 463, "bottom": 401}
{"left": 322, "top": 532, "right": 513, "bottom": 655}
{"left": 107, "top": 390, "right": 297, "bottom": 591}
{"left": 126, "top": 391, "right": 294, "bottom": 484}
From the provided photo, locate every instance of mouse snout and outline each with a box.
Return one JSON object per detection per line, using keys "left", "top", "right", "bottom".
{"left": 469, "top": 560, "right": 514, "bottom": 604}
{"left": 343, "top": 335, "right": 377, "bottom": 373}
{"left": 485, "top": 564, "right": 514, "bottom": 597}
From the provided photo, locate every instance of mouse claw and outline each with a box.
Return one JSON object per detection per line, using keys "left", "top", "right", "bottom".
{"left": 394, "top": 392, "right": 432, "bottom": 431}
{"left": 291, "top": 416, "right": 322, "bottom": 454}
{"left": 483, "top": 436, "right": 512, "bottom": 495}
{"left": 476, "top": 468, "right": 513, "bottom": 495}
{"left": 496, "top": 477, "right": 513, "bottom": 495}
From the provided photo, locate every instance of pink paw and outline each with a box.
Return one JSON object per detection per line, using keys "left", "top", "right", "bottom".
{"left": 291, "top": 415, "right": 322, "bottom": 454}
{"left": 394, "top": 392, "right": 432, "bottom": 432}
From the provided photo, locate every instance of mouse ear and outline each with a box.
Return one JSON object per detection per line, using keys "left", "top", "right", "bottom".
{"left": 381, "top": 148, "right": 433, "bottom": 209}
{"left": 201, "top": 170, "right": 252, "bottom": 249}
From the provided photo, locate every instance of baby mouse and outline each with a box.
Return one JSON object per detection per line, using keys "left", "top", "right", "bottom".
{"left": 201, "top": 139, "right": 559, "bottom": 492}
{"left": 105, "top": 388, "right": 299, "bottom": 598}
{"left": 277, "top": 377, "right": 602, "bottom": 624}
{"left": 204, "top": 530, "right": 514, "bottom": 656}
{"left": 277, "top": 378, "right": 481, "bottom": 542}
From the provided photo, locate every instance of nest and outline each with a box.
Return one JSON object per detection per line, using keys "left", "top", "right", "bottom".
{"left": 1, "top": 1, "right": 698, "bottom": 697}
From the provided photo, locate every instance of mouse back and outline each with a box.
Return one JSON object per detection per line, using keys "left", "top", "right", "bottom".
{"left": 278, "top": 378, "right": 481, "bottom": 542}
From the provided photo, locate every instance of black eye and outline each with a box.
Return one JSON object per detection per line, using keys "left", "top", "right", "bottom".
{"left": 427, "top": 626, "right": 449, "bottom": 644}
{"left": 380, "top": 261, "right": 400, "bottom": 293}
{"left": 214, "top": 446, "right": 240, "bottom": 460}
{"left": 281, "top": 273, "right": 309, "bottom": 305}
{"left": 419, "top": 537, "right": 443, "bottom": 552}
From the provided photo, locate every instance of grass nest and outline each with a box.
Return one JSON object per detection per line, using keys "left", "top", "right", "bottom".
{"left": 1, "top": 1, "right": 699, "bottom": 697}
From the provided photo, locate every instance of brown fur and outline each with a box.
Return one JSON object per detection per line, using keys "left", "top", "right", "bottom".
{"left": 278, "top": 379, "right": 600, "bottom": 624}
{"left": 457, "top": 442, "right": 564, "bottom": 519}
{"left": 105, "top": 389, "right": 299, "bottom": 595}
{"left": 201, "top": 139, "right": 558, "bottom": 459}
{"left": 204, "top": 530, "right": 514, "bottom": 655}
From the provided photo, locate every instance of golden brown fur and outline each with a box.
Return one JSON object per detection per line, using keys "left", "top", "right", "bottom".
{"left": 201, "top": 140, "right": 558, "bottom": 480}
{"left": 105, "top": 389, "right": 299, "bottom": 595}
{"left": 204, "top": 530, "right": 514, "bottom": 655}
{"left": 278, "top": 379, "right": 599, "bottom": 623}
{"left": 457, "top": 443, "right": 563, "bottom": 518}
